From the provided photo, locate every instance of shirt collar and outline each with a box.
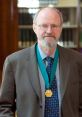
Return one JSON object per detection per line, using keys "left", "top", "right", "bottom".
{"left": 37, "top": 44, "right": 55, "bottom": 60}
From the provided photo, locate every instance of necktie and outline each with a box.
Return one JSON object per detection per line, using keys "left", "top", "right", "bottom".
{"left": 44, "top": 57, "right": 59, "bottom": 117}
{"left": 45, "top": 57, "right": 53, "bottom": 81}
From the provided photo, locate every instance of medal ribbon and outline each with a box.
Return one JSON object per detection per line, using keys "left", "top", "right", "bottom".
{"left": 35, "top": 44, "right": 59, "bottom": 89}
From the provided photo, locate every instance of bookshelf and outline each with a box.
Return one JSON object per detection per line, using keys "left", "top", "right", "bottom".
{"left": 18, "top": 7, "right": 37, "bottom": 48}
{"left": 17, "top": 0, "right": 82, "bottom": 51}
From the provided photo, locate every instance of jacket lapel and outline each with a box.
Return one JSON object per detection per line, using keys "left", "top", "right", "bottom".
{"left": 58, "top": 46, "right": 70, "bottom": 101}
{"left": 26, "top": 44, "right": 71, "bottom": 106}
{"left": 26, "top": 44, "right": 42, "bottom": 104}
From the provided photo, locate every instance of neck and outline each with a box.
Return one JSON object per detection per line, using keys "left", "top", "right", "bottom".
{"left": 40, "top": 45, "right": 56, "bottom": 56}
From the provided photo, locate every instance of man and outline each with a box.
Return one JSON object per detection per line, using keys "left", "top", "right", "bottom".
{"left": 0, "top": 7, "right": 82, "bottom": 117}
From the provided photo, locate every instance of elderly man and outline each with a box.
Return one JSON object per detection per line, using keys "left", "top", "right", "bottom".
{"left": 0, "top": 7, "right": 82, "bottom": 117}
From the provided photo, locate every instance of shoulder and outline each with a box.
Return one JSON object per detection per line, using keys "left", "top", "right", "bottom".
{"left": 58, "top": 45, "right": 82, "bottom": 62}
{"left": 4, "top": 44, "right": 36, "bottom": 63}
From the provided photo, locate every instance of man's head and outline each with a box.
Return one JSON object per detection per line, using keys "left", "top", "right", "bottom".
{"left": 33, "top": 7, "right": 63, "bottom": 55}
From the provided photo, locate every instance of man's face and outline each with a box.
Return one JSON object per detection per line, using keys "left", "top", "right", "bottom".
{"left": 33, "top": 8, "right": 63, "bottom": 49}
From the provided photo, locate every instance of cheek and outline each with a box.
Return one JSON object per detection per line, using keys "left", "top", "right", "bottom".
{"left": 54, "top": 29, "right": 62, "bottom": 36}
{"left": 37, "top": 30, "right": 45, "bottom": 37}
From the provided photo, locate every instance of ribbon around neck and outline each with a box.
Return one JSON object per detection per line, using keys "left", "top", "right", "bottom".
{"left": 35, "top": 44, "right": 59, "bottom": 89}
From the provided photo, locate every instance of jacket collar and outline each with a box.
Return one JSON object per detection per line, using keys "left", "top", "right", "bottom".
{"left": 26, "top": 44, "right": 71, "bottom": 103}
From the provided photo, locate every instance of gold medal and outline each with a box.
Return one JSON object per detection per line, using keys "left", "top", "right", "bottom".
{"left": 45, "top": 89, "right": 53, "bottom": 97}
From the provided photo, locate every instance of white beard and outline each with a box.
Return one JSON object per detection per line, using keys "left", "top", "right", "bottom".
{"left": 39, "top": 37, "right": 58, "bottom": 50}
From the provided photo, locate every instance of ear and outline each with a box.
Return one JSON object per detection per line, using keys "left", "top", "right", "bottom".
{"left": 33, "top": 23, "right": 36, "bottom": 34}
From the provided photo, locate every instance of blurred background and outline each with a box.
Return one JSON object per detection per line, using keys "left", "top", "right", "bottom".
{"left": 0, "top": 0, "right": 82, "bottom": 85}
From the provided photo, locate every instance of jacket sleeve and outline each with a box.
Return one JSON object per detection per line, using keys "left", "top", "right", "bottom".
{"left": 0, "top": 57, "right": 16, "bottom": 117}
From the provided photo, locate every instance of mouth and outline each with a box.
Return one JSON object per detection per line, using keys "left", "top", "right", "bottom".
{"left": 44, "top": 36, "right": 55, "bottom": 40}
{"left": 44, "top": 35, "right": 54, "bottom": 37}
{"left": 44, "top": 35, "right": 56, "bottom": 38}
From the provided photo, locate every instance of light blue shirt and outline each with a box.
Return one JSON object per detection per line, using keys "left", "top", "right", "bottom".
{"left": 38, "top": 45, "right": 61, "bottom": 117}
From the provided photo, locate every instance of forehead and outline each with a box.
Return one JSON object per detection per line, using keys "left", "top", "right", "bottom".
{"left": 36, "top": 8, "right": 61, "bottom": 24}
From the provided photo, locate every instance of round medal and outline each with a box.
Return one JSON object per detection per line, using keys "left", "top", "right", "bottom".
{"left": 45, "top": 89, "right": 53, "bottom": 97}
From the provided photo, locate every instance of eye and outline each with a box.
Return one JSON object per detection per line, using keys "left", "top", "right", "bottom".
{"left": 51, "top": 24, "right": 60, "bottom": 28}
{"left": 41, "top": 24, "right": 48, "bottom": 28}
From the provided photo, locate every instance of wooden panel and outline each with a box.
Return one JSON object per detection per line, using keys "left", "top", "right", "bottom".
{"left": 0, "top": 0, "right": 18, "bottom": 70}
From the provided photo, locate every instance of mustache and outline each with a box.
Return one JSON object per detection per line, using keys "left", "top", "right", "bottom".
{"left": 44, "top": 35, "right": 56, "bottom": 38}
{"left": 44, "top": 34, "right": 53, "bottom": 37}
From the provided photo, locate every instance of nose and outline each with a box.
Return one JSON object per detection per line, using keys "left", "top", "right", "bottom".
{"left": 46, "top": 26, "right": 52, "bottom": 33}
